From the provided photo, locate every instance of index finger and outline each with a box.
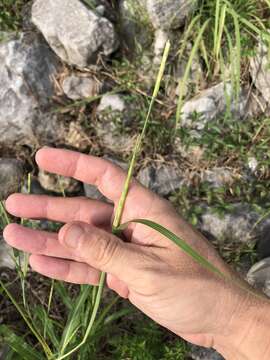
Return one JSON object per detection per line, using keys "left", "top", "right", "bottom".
{"left": 36, "top": 148, "right": 156, "bottom": 207}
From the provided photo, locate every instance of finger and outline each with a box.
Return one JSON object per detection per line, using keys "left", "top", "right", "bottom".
{"left": 5, "top": 194, "right": 113, "bottom": 226}
{"left": 29, "top": 255, "right": 100, "bottom": 285}
{"left": 4, "top": 224, "right": 74, "bottom": 260}
{"left": 107, "top": 274, "right": 129, "bottom": 299}
{"left": 35, "top": 148, "right": 156, "bottom": 208}
{"left": 58, "top": 221, "right": 150, "bottom": 285}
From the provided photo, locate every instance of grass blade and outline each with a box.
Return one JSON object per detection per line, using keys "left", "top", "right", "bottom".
{"left": 119, "top": 219, "right": 224, "bottom": 277}
{"left": 113, "top": 40, "right": 171, "bottom": 230}
{"left": 0, "top": 325, "right": 43, "bottom": 360}
{"left": 118, "top": 219, "right": 267, "bottom": 301}
{"left": 59, "top": 285, "right": 92, "bottom": 355}
{"left": 0, "top": 281, "right": 53, "bottom": 359}
{"left": 215, "top": 4, "right": 227, "bottom": 60}
{"left": 56, "top": 272, "right": 106, "bottom": 360}
{"left": 213, "top": 0, "right": 221, "bottom": 58}
{"left": 175, "top": 19, "right": 210, "bottom": 130}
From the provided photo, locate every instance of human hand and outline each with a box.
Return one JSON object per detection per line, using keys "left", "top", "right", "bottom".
{"left": 3, "top": 148, "right": 270, "bottom": 359}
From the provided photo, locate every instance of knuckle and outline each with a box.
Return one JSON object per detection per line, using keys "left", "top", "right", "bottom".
{"left": 93, "top": 233, "right": 119, "bottom": 268}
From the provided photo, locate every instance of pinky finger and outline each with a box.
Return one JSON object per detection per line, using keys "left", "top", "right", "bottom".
{"left": 29, "top": 255, "right": 101, "bottom": 285}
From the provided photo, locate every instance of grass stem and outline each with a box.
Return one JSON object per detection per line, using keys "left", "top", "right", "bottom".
{"left": 59, "top": 40, "right": 171, "bottom": 359}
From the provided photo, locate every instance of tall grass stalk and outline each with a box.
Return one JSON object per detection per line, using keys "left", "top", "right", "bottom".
{"left": 57, "top": 40, "right": 171, "bottom": 360}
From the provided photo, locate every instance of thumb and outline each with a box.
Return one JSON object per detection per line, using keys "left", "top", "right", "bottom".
{"left": 58, "top": 221, "right": 143, "bottom": 284}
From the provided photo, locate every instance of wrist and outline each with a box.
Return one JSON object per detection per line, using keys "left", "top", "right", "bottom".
{"left": 214, "top": 289, "right": 270, "bottom": 360}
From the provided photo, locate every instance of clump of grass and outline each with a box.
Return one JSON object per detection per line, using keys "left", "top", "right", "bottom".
{"left": 175, "top": 0, "right": 270, "bottom": 129}
{"left": 0, "top": 0, "right": 30, "bottom": 32}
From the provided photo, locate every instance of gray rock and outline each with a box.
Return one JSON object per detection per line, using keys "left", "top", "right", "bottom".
{"left": 96, "top": 94, "right": 136, "bottom": 153}
{"left": 97, "top": 94, "right": 126, "bottom": 112}
{"left": 153, "top": 29, "right": 169, "bottom": 64}
{"left": 250, "top": 40, "right": 270, "bottom": 104}
{"left": 0, "top": 237, "right": 16, "bottom": 269}
{"left": 84, "top": 183, "right": 105, "bottom": 201}
{"left": 95, "top": 5, "right": 106, "bottom": 17}
{"left": 138, "top": 0, "right": 195, "bottom": 30}
{"left": 189, "top": 345, "right": 224, "bottom": 360}
{"left": 181, "top": 83, "right": 247, "bottom": 130}
{"left": 202, "top": 168, "right": 235, "bottom": 188}
{"left": 257, "top": 223, "right": 270, "bottom": 260}
{"left": 21, "top": 177, "right": 48, "bottom": 196}
{"left": 137, "top": 164, "right": 183, "bottom": 196}
{"left": 84, "top": 156, "right": 127, "bottom": 201}
{"left": 62, "top": 74, "right": 101, "bottom": 100}
{"left": 247, "top": 157, "right": 258, "bottom": 173}
{"left": 0, "top": 159, "right": 24, "bottom": 200}
{"left": 247, "top": 257, "right": 270, "bottom": 297}
{"left": 38, "top": 171, "right": 82, "bottom": 194}
{"left": 200, "top": 203, "right": 260, "bottom": 244}
{"left": 119, "top": 0, "right": 153, "bottom": 52}
{"left": 65, "top": 121, "right": 90, "bottom": 150}
{"left": 103, "top": 155, "right": 128, "bottom": 171}
{"left": 0, "top": 33, "right": 62, "bottom": 146}
{"left": 32, "top": 0, "right": 119, "bottom": 68}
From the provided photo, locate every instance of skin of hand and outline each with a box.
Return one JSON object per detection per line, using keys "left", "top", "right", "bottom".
{"left": 3, "top": 148, "right": 270, "bottom": 360}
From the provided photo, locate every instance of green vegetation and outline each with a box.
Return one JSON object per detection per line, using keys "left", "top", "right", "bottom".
{"left": 176, "top": 0, "right": 270, "bottom": 127}
{"left": 0, "top": 0, "right": 30, "bottom": 32}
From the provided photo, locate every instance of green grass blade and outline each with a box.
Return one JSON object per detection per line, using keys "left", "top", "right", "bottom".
{"left": 34, "top": 306, "right": 60, "bottom": 350}
{"left": 213, "top": 0, "right": 221, "bottom": 58}
{"left": 177, "top": 15, "right": 201, "bottom": 63}
{"left": 59, "top": 285, "right": 92, "bottom": 355}
{"left": 0, "top": 200, "right": 10, "bottom": 225}
{"left": 0, "top": 202, "right": 23, "bottom": 276}
{"left": 227, "top": 7, "right": 241, "bottom": 100}
{"left": 118, "top": 219, "right": 267, "bottom": 302}
{"left": 90, "top": 296, "right": 119, "bottom": 334}
{"left": 0, "top": 280, "right": 53, "bottom": 359}
{"left": 56, "top": 272, "right": 106, "bottom": 360}
{"left": 199, "top": 38, "right": 210, "bottom": 74}
{"left": 215, "top": 4, "right": 227, "bottom": 60}
{"left": 175, "top": 19, "right": 210, "bottom": 130}
{"left": 0, "top": 325, "right": 43, "bottom": 360}
{"left": 119, "top": 219, "right": 224, "bottom": 277}
{"left": 113, "top": 40, "right": 171, "bottom": 230}
{"left": 54, "top": 282, "right": 73, "bottom": 310}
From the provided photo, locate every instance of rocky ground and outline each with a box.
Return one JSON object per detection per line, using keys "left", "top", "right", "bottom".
{"left": 0, "top": 0, "right": 270, "bottom": 359}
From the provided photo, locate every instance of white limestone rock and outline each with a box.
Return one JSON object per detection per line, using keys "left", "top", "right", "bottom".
{"left": 32, "top": 0, "right": 119, "bottom": 68}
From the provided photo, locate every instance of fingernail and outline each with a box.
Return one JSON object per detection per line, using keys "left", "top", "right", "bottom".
{"left": 64, "top": 225, "right": 84, "bottom": 248}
